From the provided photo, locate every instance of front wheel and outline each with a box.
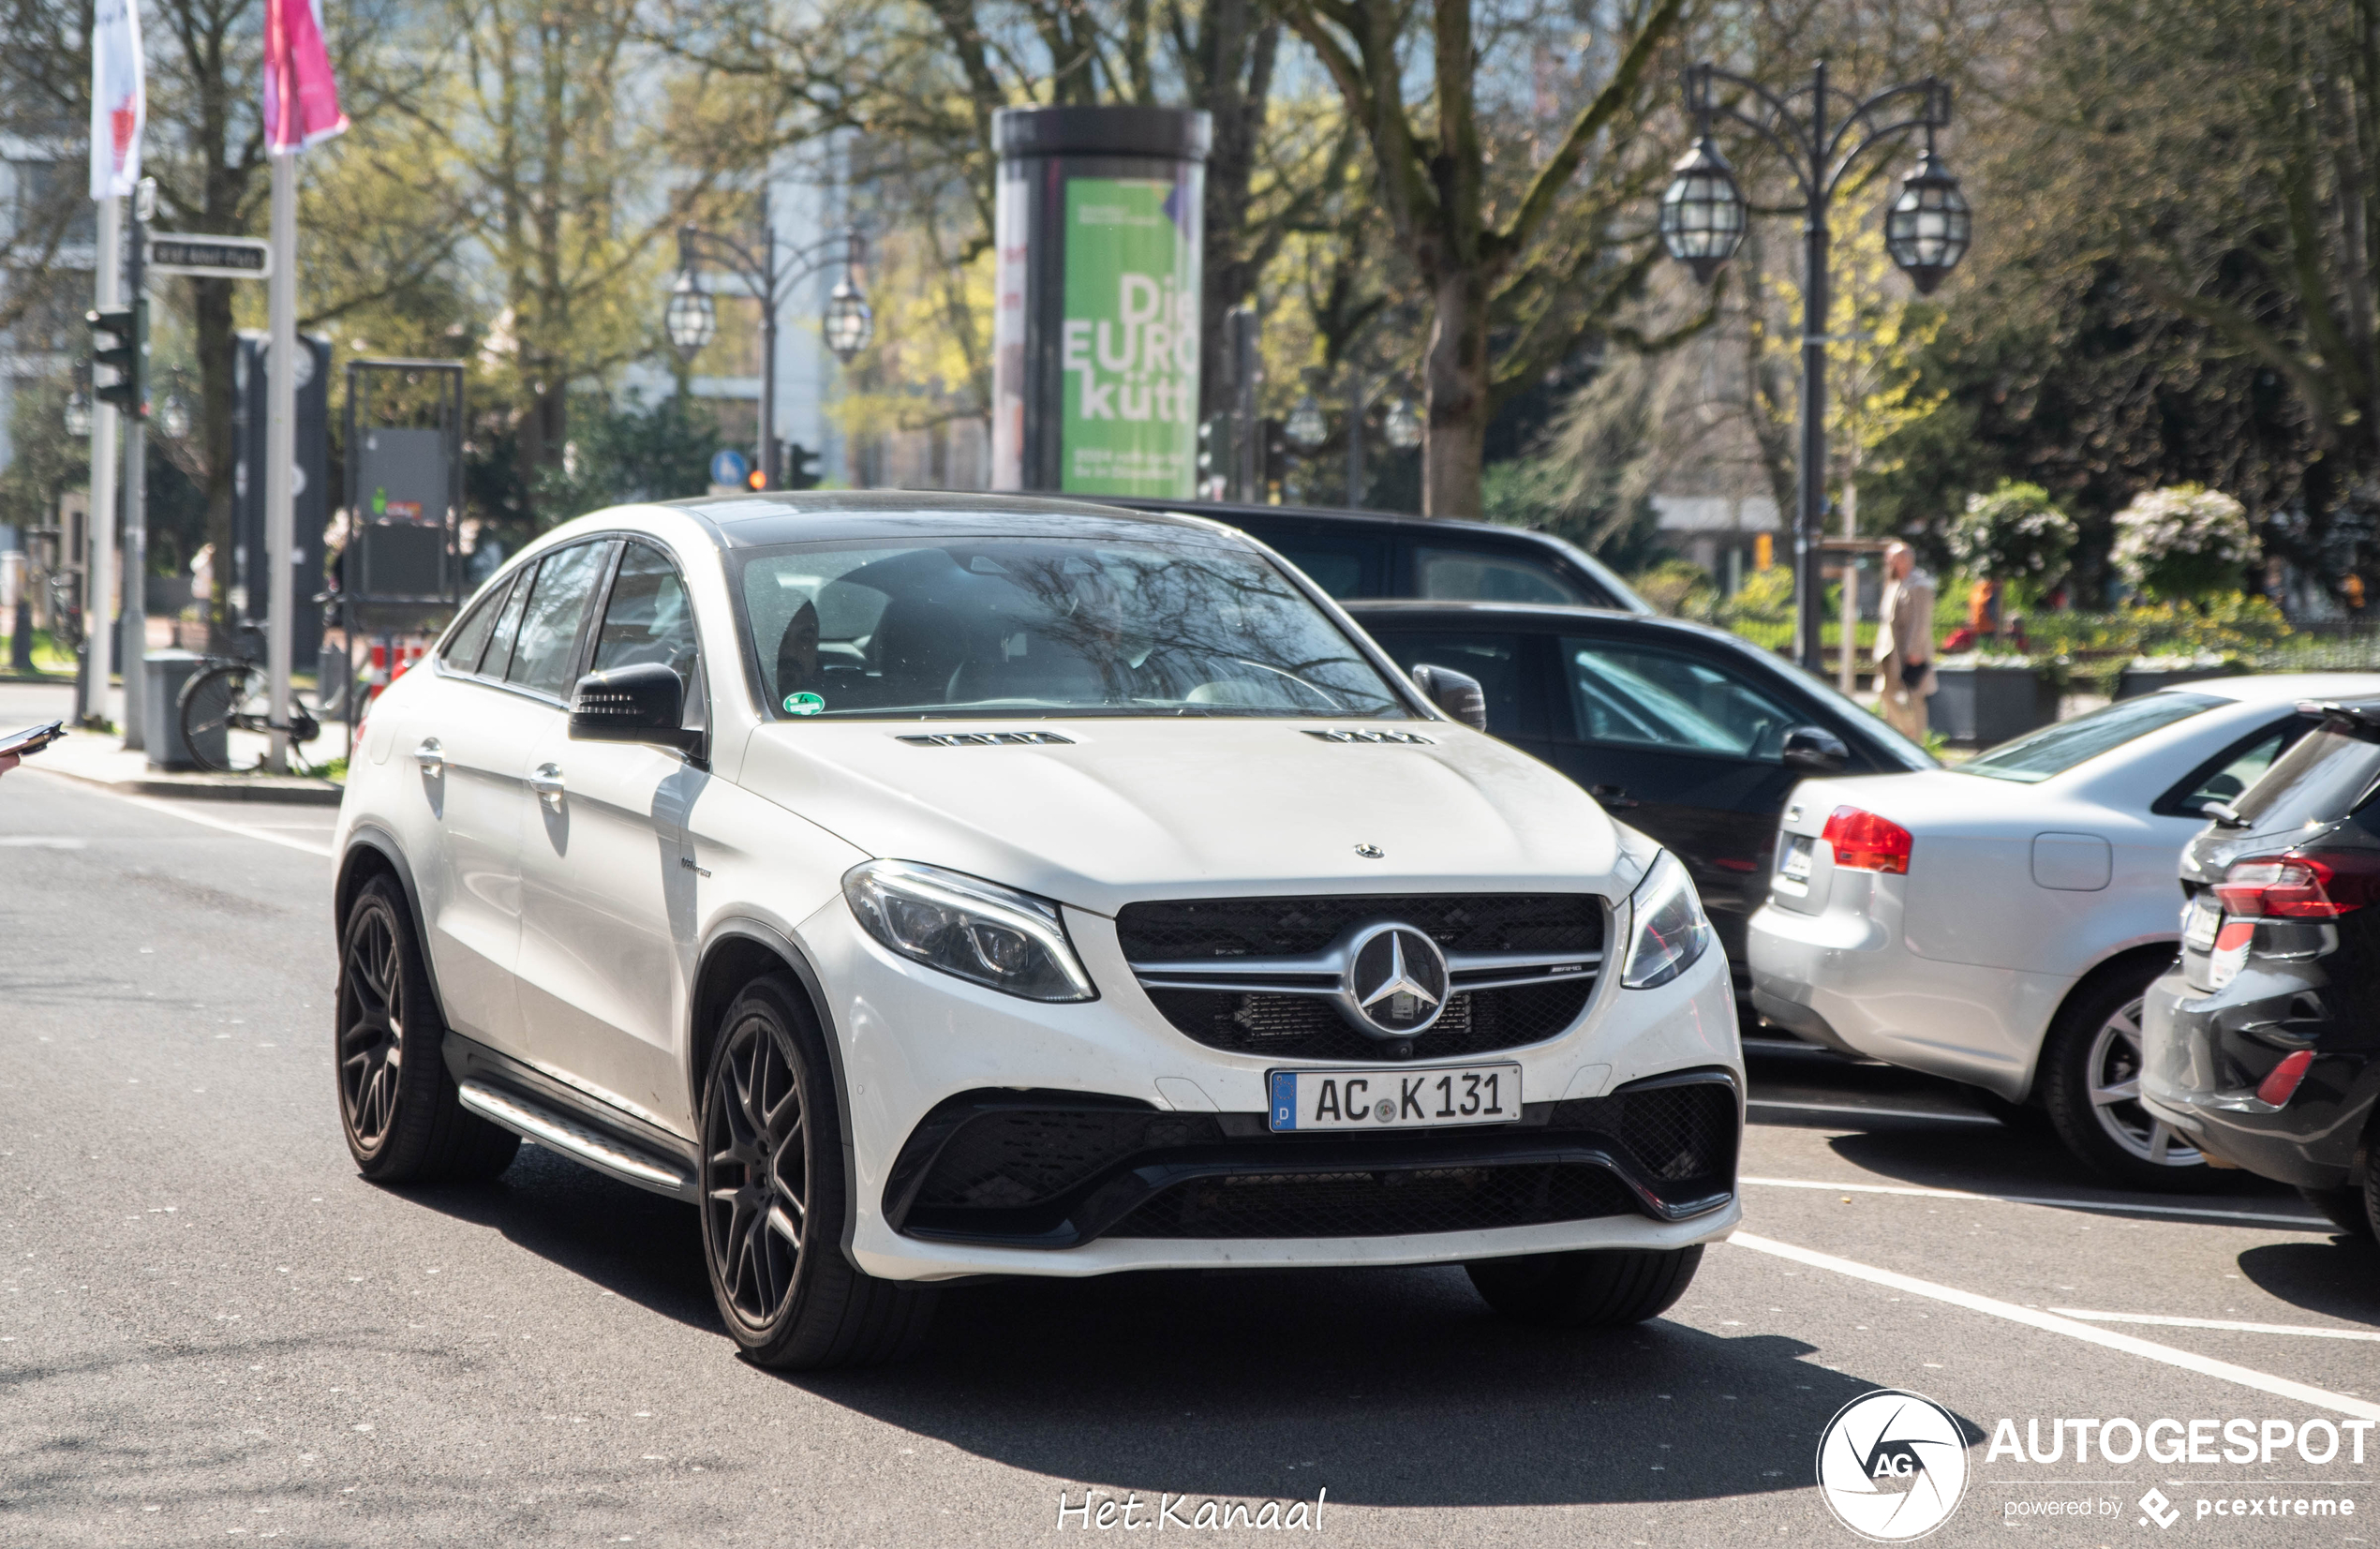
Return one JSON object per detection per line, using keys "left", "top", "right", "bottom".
{"left": 698, "top": 976, "right": 935, "bottom": 1369}
{"left": 1465, "top": 1245, "right": 1703, "bottom": 1328}
{"left": 2039, "top": 961, "right": 2206, "bottom": 1190}
{"left": 179, "top": 663, "right": 268, "bottom": 774}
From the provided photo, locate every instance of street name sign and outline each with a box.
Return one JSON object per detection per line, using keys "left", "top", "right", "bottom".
{"left": 146, "top": 235, "right": 273, "bottom": 280}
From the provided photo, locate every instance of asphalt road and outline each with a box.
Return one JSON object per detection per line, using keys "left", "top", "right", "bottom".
{"left": 8, "top": 726, "right": 2380, "bottom": 1545}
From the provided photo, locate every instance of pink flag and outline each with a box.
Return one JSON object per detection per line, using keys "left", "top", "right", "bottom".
{"left": 263, "top": 0, "right": 348, "bottom": 155}
{"left": 89, "top": 0, "right": 145, "bottom": 197}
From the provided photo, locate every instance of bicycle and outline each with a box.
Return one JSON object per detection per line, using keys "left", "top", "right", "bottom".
{"left": 176, "top": 622, "right": 327, "bottom": 775}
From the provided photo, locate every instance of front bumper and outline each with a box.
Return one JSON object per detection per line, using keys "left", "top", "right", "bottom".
{"left": 1747, "top": 897, "right": 2072, "bottom": 1101}
{"left": 798, "top": 896, "right": 1745, "bottom": 1281}
{"left": 2138, "top": 962, "right": 2374, "bottom": 1190}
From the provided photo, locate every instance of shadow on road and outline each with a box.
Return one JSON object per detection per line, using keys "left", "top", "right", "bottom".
{"left": 2236, "top": 1237, "right": 2380, "bottom": 1326}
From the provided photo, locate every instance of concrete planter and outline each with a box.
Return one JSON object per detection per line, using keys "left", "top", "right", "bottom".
{"left": 1929, "top": 663, "right": 2057, "bottom": 748}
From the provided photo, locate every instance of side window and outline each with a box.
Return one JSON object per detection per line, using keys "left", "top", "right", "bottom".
{"left": 1415, "top": 544, "right": 1597, "bottom": 607}
{"left": 504, "top": 542, "right": 615, "bottom": 700}
{"left": 439, "top": 573, "right": 512, "bottom": 674}
{"left": 1560, "top": 636, "right": 1800, "bottom": 759}
{"left": 592, "top": 542, "right": 704, "bottom": 724}
{"left": 1367, "top": 631, "right": 1535, "bottom": 738}
{"left": 478, "top": 566, "right": 535, "bottom": 681}
{"left": 2156, "top": 717, "right": 2313, "bottom": 817}
{"left": 1235, "top": 525, "right": 1390, "bottom": 598}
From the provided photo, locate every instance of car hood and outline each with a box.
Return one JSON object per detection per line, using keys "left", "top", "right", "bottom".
{"left": 733, "top": 718, "right": 1635, "bottom": 916}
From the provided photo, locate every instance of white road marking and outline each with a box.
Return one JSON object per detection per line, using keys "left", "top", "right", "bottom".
{"left": 28, "top": 773, "right": 338, "bottom": 858}
{"left": 1729, "top": 1230, "right": 2380, "bottom": 1422}
{"left": 2050, "top": 1309, "right": 2380, "bottom": 1342}
{"left": 1748, "top": 1097, "right": 2000, "bottom": 1125}
{"left": 1741, "top": 1173, "right": 2330, "bottom": 1229}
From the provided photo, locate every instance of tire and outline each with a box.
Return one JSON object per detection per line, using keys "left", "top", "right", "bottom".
{"left": 179, "top": 663, "right": 266, "bottom": 775}
{"left": 698, "top": 975, "right": 935, "bottom": 1370}
{"left": 335, "top": 874, "right": 520, "bottom": 1183}
{"left": 1465, "top": 1245, "right": 1703, "bottom": 1329}
{"left": 2039, "top": 960, "right": 2206, "bottom": 1191}
{"left": 2298, "top": 1184, "right": 2375, "bottom": 1239}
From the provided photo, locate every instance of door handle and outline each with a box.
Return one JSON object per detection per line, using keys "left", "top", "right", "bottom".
{"left": 412, "top": 738, "right": 444, "bottom": 773}
{"left": 528, "top": 764, "right": 566, "bottom": 805}
{"left": 1589, "top": 783, "right": 1639, "bottom": 810}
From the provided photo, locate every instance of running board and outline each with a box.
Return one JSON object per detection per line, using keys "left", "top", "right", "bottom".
{"left": 458, "top": 1080, "right": 696, "bottom": 1201}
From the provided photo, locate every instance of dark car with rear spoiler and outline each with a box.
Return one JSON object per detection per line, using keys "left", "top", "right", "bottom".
{"left": 2141, "top": 696, "right": 2380, "bottom": 1234}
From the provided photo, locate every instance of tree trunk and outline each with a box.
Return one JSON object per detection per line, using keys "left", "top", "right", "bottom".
{"left": 1421, "top": 268, "right": 1489, "bottom": 517}
{"left": 193, "top": 276, "right": 239, "bottom": 649}
{"left": 1194, "top": 4, "right": 1277, "bottom": 423}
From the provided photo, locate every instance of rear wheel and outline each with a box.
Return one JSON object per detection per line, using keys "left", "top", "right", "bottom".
{"left": 2040, "top": 961, "right": 2206, "bottom": 1190}
{"left": 1465, "top": 1245, "right": 1703, "bottom": 1328}
{"left": 2298, "top": 1184, "right": 2375, "bottom": 1239}
{"left": 335, "top": 874, "right": 520, "bottom": 1182}
{"left": 698, "top": 976, "right": 935, "bottom": 1369}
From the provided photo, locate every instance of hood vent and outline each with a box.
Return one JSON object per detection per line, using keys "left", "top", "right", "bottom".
{"left": 896, "top": 730, "right": 1074, "bottom": 748}
{"left": 1303, "top": 729, "right": 1435, "bottom": 745}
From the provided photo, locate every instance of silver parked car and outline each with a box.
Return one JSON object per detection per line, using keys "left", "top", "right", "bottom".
{"left": 1748, "top": 675, "right": 2380, "bottom": 1187}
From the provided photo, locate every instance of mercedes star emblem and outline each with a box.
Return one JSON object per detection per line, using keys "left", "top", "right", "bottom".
{"left": 1336, "top": 922, "right": 1451, "bottom": 1037}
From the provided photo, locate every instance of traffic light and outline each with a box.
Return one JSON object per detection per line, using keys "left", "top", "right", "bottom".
{"left": 782, "top": 441, "right": 824, "bottom": 490}
{"left": 88, "top": 303, "right": 145, "bottom": 417}
{"left": 1259, "top": 416, "right": 1288, "bottom": 492}
{"left": 1197, "top": 414, "right": 1229, "bottom": 491}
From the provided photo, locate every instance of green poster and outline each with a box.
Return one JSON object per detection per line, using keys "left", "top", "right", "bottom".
{"left": 1060, "top": 178, "right": 1199, "bottom": 497}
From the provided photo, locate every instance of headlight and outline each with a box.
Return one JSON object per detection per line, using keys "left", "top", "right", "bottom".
{"left": 842, "top": 859, "right": 1096, "bottom": 1003}
{"left": 1619, "top": 850, "right": 1714, "bottom": 990}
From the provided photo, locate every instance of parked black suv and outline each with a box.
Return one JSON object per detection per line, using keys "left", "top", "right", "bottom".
{"left": 1096, "top": 497, "right": 1649, "bottom": 614}
{"left": 2142, "top": 697, "right": 2380, "bottom": 1232}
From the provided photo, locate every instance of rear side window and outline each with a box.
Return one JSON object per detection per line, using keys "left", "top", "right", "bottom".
{"left": 1415, "top": 544, "right": 1599, "bottom": 607}
{"left": 1245, "top": 530, "right": 1389, "bottom": 598}
{"left": 2155, "top": 717, "right": 2313, "bottom": 817}
{"left": 504, "top": 542, "right": 615, "bottom": 699}
{"left": 477, "top": 569, "right": 535, "bottom": 680}
{"left": 1960, "top": 693, "right": 2221, "bottom": 783}
{"left": 2233, "top": 721, "right": 2380, "bottom": 830}
{"left": 439, "top": 574, "right": 512, "bottom": 674}
{"left": 1560, "top": 636, "right": 1799, "bottom": 759}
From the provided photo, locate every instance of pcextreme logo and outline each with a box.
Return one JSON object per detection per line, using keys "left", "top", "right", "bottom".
{"left": 1815, "top": 1390, "right": 1971, "bottom": 1542}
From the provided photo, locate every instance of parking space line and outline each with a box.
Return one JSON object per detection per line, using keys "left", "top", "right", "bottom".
{"left": 29, "top": 772, "right": 338, "bottom": 858}
{"left": 2050, "top": 1309, "right": 2380, "bottom": 1342}
{"left": 1728, "top": 1230, "right": 2380, "bottom": 1422}
{"left": 1748, "top": 1097, "right": 2001, "bottom": 1125}
{"left": 1742, "top": 1174, "right": 2332, "bottom": 1229}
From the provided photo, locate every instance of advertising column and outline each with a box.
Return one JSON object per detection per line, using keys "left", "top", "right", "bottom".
{"left": 989, "top": 105, "right": 1210, "bottom": 499}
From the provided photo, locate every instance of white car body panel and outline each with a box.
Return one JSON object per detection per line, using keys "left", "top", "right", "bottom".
{"left": 1748, "top": 674, "right": 2380, "bottom": 1099}
{"left": 336, "top": 498, "right": 1746, "bottom": 1281}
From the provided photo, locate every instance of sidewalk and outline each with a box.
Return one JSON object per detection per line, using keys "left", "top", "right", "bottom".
{"left": 1, "top": 679, "right": 345, "bottom": 806}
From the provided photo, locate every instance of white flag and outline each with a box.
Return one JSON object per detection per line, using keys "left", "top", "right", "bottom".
{"left": 90, "top": 0, "right": 146, "bottom": 199}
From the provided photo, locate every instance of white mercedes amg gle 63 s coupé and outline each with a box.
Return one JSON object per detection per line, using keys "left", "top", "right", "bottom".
{"left": 331, "top": 493, "right": 1743, "bottom": 1368}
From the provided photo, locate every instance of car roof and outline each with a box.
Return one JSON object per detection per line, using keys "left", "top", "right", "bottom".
{"left": 1341, "top": 597, "right": 1750, "bottom": 644}
{"left": 659, "top": 490, "right": 1247, "bottom": 549}
{"left": 2162, "top": 673, "right": 2380, "bottom": 705}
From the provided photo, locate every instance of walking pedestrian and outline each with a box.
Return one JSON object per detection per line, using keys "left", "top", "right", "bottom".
{"left": 1875, "top": 541, "right": 1937, "bottom": 743}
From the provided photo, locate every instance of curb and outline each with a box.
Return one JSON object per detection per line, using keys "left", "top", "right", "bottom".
{"left": 29, "top": 762, "right": 345, "bottom": 807}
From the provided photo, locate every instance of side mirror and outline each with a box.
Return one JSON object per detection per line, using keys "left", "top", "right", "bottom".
{"left": 570, "top": 663, "right": 699, "bottom": 751}
{"left": 1781, "top": 724, "right": 1850, "bottom": 773}
{"left": 1409, "top": 663, "right": 1489, "bottom": 732}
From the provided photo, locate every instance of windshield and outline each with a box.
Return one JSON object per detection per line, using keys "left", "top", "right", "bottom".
{"left": 2232, "top": 721, "right": 2380, "bottom": 831}
{"left": 734, "top": 536, "right": 1411, "bottom": 721}
{"left": 1959, "top": 692, "right": 2221, "bottom": 783}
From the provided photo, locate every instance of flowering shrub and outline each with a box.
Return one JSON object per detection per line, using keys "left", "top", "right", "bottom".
{"left": 1948, "top": 481, "right": 2076, "bottom": 588}
{"left": 2111, "top": 484, "right": 2255, "bottom": 602}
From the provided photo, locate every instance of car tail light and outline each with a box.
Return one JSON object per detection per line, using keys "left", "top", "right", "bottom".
{"left": 1822, "top": 806, "right": 1912, "bottom": 874}
{"left": 2257, "top": 1049, "right": 2315, "bottom": 1107}
{"left": 2211, "top": 854, "right": 2380, "bottom": 918}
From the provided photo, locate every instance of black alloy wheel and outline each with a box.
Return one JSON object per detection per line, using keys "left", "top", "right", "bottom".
{"left": 335, "top": 874, "right": 520, "bottom": 1182}
{"left": 697, "top": 976, "right": 935, "bottom": 1369}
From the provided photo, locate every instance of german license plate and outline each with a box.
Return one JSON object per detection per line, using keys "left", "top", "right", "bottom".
{"left": 1267, "top": 1065, "right": 1521, "bottom": 1132}
{"left": 2184, "top": 896, "right": 2222, "bottom": 952}
{"left": 1779, "top": 834, "right": 1815, "bottom": 882}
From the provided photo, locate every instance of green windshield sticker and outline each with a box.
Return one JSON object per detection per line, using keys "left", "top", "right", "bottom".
{"left": 1060, "top": 177, "right": 1199, "bottom": 498}
{"left": 783, "top": 692, "right": 826, "bottom": 716}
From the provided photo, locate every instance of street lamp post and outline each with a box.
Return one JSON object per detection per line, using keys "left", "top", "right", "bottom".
{"left": 668, "top": 188, "right": 873, "bottom": 489}
{"left": 1659, "top": 61, "right": 1972, "bottom": 675}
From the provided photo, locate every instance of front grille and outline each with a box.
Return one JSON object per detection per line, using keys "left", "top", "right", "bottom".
{"left": 1122, "top": 893, "right": 1604, "bottom": 1059}
{"left": 1145, "top": 978, "right": 1594, "bottom": 1060}
{"left": 1107, "top": 1163, "right": 1636, "bottom": 1239}
{"left": 885, "top": 1072, "right": 1737, "bottom": 1248}
{"left": 1118, "top": 893, "right": 1600, "bottom": 961}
